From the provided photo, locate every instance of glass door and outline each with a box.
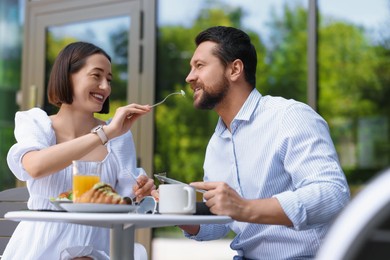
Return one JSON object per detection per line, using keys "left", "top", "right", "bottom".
{"left": 21, "top": 0, "right": 155, "bottom": 254}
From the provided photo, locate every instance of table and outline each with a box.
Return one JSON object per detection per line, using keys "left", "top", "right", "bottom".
{"left": 5, "top": 210, "right": 232, "bottom": 260}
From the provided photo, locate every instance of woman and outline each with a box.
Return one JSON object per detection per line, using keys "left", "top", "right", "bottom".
{"left": 3, "top": 42, "right": 154, "bottom": 259}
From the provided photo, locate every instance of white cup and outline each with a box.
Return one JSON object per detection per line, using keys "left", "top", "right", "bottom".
{"left": 158, "top": 184, "right": 196, "bottom": 214}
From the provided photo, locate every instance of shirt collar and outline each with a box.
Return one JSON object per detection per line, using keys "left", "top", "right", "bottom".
{"left": 215, "top": 88, "right": 262, "bottom": 136}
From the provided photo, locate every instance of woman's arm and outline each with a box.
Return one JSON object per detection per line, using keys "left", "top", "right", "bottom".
{"left": 22, "top": 132, "right": 103, "bottom": 178}
{"left": 22, "top": 104, "right": 151, "bottom": 179}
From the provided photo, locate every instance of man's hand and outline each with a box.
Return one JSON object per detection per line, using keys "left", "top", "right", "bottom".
{"left": 191, "top": 181, "right": 293, "bottom": 225}
{"left": 190, "top": 182, "right": 248, "bottom": 221}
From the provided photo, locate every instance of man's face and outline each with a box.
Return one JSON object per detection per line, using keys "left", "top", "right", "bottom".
{"left": 186, "top": 41, "right": 229, "bottom": 110}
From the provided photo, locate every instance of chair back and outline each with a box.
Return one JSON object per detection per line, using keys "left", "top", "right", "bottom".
{"left": 316, "top": 168, "right": 390, "bottom": 260}
{"left": 0, "top": 187, "right": 29, "bottom": 257}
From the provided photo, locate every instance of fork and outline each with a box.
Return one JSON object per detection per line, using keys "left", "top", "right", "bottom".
{"left": 127, "top": 90, "right": 185, "bottom": 119}
{"left": 150, "top": 90, "right": 185, "bottom": 107}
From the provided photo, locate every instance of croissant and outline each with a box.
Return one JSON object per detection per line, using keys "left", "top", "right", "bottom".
{"left": 74, "top": 182, "right": 132, "bottom": 204}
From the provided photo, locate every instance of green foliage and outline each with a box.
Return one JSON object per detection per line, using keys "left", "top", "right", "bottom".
{"left": 95, "top": 100, "right": 127, "bottom": 121}
{"left": 155, "top": 2, "right": 390, "bottom": 186}
{"left": 108, "top": 28, "right": 128, "bottom": 101}
{"left": 264, "top": 3, "right": 308, "bottom": 101}
{"left": 155, "top": 5, "right": 262, "bottom": 183}
{"left": 0, "top": 125, "right": 16, "bottom": 190}
{"left": 154, "top": 88, "right": 218, "bottom": 182}
{"left": 2, "top": 1, "right": 389, "bottom": 191}
{"left": 318, "top": 22, "right": 381, "bottom": 118}
{"left": 318, "top": 19, "right": 390, "bottom": 176}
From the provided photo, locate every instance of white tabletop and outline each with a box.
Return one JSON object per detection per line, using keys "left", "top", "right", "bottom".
{"left": 5, "top": 210, "right": 232, "bottom": 229}
{"left": 5, "top": 210, "right": 232, "bottom": 260}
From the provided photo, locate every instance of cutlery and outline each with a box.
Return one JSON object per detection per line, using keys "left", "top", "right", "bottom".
{"left": 127, "top": 90, "right": 185, "bottom": 119}
{"left": 154, "top": 173, "right": 206, "bottom": 193}
{"left": 150, "top": 90, "right": 185, "bottom": 107}
{"left": 136, "top": 196, "right": 157, "bottom": 214}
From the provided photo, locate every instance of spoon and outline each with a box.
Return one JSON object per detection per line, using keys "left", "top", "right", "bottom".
{"left": 136, "top": 196, "right": 157, "bottom": 214}
{"left": 150, "top": 90, "right": 185, "bottom": 107}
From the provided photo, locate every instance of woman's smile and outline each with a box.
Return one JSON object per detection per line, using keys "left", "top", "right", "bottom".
{"left": 90, "top": 92, "right": 105, "bottom": 103}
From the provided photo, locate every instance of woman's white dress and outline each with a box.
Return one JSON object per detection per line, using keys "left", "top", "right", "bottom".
{"left": 3, "top": 108, "right": 146, "bottom": 260}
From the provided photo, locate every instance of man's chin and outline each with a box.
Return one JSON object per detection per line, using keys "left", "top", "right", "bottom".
{"left": 193, "top": 102, "right": 202, "bottom": 109}
{"left": 193, "top": 97, "right": 202, "bottom": 109}
{"left": 194, "top": 102, "right": 214, "bottom": 110}
{"left": 193, "top": 95, "right": 218, "bottom": 110}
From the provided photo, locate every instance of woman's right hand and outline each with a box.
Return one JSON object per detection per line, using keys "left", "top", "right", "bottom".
{"left": 103, "top": 103, "right": 151, "bottom": 139}
{"left": 151, "top": 189, "right": 159, "bottom": 202}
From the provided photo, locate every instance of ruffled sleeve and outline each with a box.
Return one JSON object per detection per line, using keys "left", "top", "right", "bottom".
{"left": 7, "top": 108, "right": 55, "bottom": 181}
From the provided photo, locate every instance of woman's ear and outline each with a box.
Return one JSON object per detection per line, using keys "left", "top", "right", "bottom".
{"left": 229, "top": 59, "right": 244, "bottom": 82}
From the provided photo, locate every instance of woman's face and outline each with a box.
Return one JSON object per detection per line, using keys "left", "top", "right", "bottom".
{"left": 70, "top": 53, "right": 112, "bottom": 113}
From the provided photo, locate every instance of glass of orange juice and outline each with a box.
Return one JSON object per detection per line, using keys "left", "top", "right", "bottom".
{"left": 72, "top": 160, "right": 101, "bottom": 202}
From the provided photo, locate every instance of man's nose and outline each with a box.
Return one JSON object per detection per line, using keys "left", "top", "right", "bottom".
{"left": 186, "top": 70, "right": 195, "bottom": 83}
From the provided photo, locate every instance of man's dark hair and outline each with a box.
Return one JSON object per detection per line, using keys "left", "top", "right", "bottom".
{"left": 195, "top": 26, "right": 257, "bottom": 88}
{"left": 47, "top": 41, "right": 111, "bottom": 114}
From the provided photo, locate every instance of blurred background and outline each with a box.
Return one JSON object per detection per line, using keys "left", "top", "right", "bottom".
{"left": 1, "top": 0, "right": 389, "bottom": 259}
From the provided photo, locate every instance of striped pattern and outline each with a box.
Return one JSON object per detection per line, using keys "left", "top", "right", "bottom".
{"left": 187, "top": 89, "right": 350, "bottom": 259}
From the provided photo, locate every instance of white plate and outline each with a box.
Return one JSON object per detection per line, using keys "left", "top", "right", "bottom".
{"left": 59, "top": 202, "right": 139, "bottom": 213}
{"left": 50, "top": 199, "right": 72, "bottom": 211}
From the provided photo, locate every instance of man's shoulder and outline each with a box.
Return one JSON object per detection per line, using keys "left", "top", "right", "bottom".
{"left": 260, "top": 95, "right": 312, "bottom": 113}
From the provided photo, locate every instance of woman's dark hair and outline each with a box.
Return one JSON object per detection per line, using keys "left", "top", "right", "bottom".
{"left": 195, "top": 26, "right": 257, "bottom": 88}
{"left": 47, "top": 41, "right": 111, "bottom": 114}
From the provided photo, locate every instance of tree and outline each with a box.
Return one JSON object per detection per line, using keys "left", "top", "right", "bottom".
{"left": 154, "top": 3, "right": 266, "bottom": 182}
{"left": 264, "top": 3, "right": 308, "bottom": 102}
{"left": 318, "top": 15, "right": 389, "bottom": 177}
{"left": 155, "top": 1, "right": 389, "bottom": 184}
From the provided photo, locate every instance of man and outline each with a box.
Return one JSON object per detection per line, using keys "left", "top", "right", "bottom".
{"left": 182, "top": 26, "right": 350, "bottom": 259}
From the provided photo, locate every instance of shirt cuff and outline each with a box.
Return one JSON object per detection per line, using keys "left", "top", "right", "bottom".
{"left": 273, "top": 191, "right": 308, "bottom": 230}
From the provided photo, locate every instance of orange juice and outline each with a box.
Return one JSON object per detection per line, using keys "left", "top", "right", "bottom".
{"left": 72, "top": 174, "right": 100, "bottom": 201}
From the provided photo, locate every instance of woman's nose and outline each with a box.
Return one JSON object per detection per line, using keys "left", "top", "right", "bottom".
{"left": 100, "top": 79, "right": 111, "bottom": 89}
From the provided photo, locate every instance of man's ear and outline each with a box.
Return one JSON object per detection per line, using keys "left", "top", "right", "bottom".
{"left": 229, "top": 59, "right": 244, "bottom": 82}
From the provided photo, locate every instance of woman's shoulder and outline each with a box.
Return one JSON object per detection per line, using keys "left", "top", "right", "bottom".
{"left": 14, "top": 108, "right": 54, "bottom": 140}
{"left": 16, "top": 107, "right": 50, "bottom": 122}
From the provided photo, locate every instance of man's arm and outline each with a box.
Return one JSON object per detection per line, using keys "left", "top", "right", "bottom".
{"left": 190, "top": 182, "right": 293, "bottom": 226}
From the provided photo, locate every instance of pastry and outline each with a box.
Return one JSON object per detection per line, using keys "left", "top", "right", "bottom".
{"left": 74, "top": 182, "right": 132, "bottom": 204}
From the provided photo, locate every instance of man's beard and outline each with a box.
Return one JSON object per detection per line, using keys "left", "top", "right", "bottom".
{"left": 195, "top": 76, "right": 229, "bottom": 110}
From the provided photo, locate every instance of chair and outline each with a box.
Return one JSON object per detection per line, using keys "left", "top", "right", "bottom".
{"left": 0, "top": 187, "right": 29, "bottom": 257}
{"left": 316, "top": 168, "right": 390, "bottom": 260}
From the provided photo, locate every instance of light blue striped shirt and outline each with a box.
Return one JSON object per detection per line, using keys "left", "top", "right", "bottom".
{"left": 186, "top": 89, "right": 350, "bottom": 259}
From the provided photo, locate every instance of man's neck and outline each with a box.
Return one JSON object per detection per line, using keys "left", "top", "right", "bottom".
{"left": 216, "top": 87, "right": 252, "bottom": 131}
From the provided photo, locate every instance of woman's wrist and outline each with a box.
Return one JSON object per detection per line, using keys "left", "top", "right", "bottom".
{"left": 91, "top": 125, "right": 108, "bottom": 145}
{"left": 102, "top": 125, "right": 112, "bottom": 141}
